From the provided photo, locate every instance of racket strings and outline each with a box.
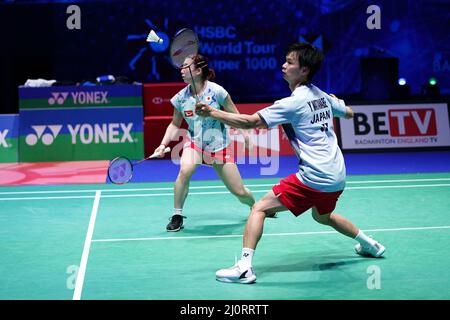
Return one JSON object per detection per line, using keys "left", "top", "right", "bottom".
{"left": 170, "top": 29, "right": 199, "bottom": 69}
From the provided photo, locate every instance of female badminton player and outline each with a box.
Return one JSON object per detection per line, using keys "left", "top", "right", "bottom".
{"left": 153, "top": 54, "right": 255, "bottom": 232}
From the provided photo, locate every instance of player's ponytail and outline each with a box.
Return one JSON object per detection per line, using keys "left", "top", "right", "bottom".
{"left": 207, "top": 69, "right": 216, "bottom": 81}
{"left": 193, "top": 54, "right": 215, "bottom": 82}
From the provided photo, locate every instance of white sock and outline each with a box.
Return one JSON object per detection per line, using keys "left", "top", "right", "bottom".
{"left": 239, "top": 248, "right": 254, "bottom": 269}
{"left": 355, "top": 230, "right": 376, "bottom": 246}
{"left": 173, "top": 208, "right": 183, "bottom": 216}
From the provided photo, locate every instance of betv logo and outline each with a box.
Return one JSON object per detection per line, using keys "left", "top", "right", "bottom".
{"left": 0, "top": 129, "right": 9, "bottom": 147}
{"left": 26, "top": 125, "right": 63, "bottom": 145}
{"left": 354, "top": 109, "right": 437, "bottom": 136}
{"left": 48, "top": 91, "right": 109, "bottom": 106}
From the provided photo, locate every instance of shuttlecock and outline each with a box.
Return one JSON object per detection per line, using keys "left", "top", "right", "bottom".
{"left": 146, "top": 30, "right": 163, "bottom": 43}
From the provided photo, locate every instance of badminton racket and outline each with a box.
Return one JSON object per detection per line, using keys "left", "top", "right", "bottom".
{"left": 107, "top": 147, "right": 171, "bottom": 184}
{"left": 169, "top": 28, "right": 200, "bottom": 101}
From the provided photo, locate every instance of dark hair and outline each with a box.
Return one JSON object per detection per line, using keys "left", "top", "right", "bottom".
{"left": 193, "top": 54, "right": 216, "bottom": 81}
{"left": 287, "top": 42, "right": 324, "bottom": 81}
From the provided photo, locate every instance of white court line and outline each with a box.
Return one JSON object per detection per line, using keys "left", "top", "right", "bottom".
{"left": 91, "top": 225, "right": 450, "bottom": 243}
{"left": 73, "top": 190, "right": 101, "bottom": 301}
{"left": 0, "top": 195, "right": 96, "bottom": 201}
{"left": 1, "top": 183, "right": 450, "bottom": 201}
{"left": 1, "top": 177, "right": 450, "bottom": 195}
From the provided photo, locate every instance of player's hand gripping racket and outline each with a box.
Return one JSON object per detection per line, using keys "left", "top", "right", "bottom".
{"left": 169, "top": 28, "right": 200, "bottom": 101}
{"left": 108, "top": 147, "right": 171, "bottom": 184}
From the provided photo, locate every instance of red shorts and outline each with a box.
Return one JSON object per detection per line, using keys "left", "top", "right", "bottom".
{"left": 272, "top": 174, "right": 343, "bottom": 216}
{"left": 185, "top": 141, "right": 235, "bottom": 165}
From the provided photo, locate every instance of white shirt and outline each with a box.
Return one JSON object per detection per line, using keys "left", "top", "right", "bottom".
{"left": 171, "top": 81, "right": 231, "bottom": 152}
{"left": 258, "top": 84, "right": 348, "bottom": 192}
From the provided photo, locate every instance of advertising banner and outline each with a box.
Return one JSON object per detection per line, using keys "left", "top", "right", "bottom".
{"left": 19, "top": 85, "right": 144, "bottom": 161}
{"left": 18, "top": 85, "right": 142, "bottom": 109}
{"left": 0, "top": 114, "right": 19, "bottom": 163}
{"left": 339, "top": 103, "right": 450, "bottom": 150}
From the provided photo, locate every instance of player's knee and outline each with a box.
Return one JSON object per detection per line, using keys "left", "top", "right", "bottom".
{"left": 178, "top": 166, "right": 195, "bottom": 181}
{"left": 232, "top": 188, "right": 249, "bottom": 199}
{"left": 251, "top": 200, "right": 269, "bottom": 216}
{"left": 251, "top": 200, "right": 262, "bottom": 212}
{"left": 249, "top": 208, "right": 266, "bottom": 221}
{"left": 313, "top": 211, "right": 332, "bottom": 225}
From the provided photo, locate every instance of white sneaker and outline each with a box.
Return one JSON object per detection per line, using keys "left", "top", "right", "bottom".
{"left": 216, "top": 262, "right": 256, "bottom": 284}
{"left": 355, "top": 241, "right": 386, "bottom": 258}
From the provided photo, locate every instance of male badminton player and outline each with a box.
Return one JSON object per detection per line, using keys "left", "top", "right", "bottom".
{"left": 196, "top": 42, "right": 386, "bottom": 284}
{"left": 153, "top": 54, "right": 255, "bottom": 232}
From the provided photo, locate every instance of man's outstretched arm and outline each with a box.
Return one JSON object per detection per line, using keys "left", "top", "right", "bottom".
{"left": 196, "top": 103, "right": 268, "bottom": 129}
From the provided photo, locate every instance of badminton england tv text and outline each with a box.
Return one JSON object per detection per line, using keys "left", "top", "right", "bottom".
{"left": 179, "top": 303, "right": 269, "bottom": 317}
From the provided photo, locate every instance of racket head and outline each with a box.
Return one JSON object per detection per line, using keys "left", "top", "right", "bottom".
{"left": 108, "top": 156, "right": 134, "bottom": 184}
{"left": 169, "top": 28, "right": 199, "bottom": 69}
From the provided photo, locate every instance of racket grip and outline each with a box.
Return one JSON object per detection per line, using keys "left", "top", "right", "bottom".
{"left": 149, "top": 146, "right": 171, "bottom": 159}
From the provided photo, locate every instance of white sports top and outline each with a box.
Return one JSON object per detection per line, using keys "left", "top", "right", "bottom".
{"left": 171, "top": 81, "right": 231, "bottom": 152}
{"left": 258, "top": 84, "right": 348, "bottom": 192}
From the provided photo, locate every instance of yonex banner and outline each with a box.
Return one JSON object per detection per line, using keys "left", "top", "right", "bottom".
{"left": 19, "top": 85, "right": 142, "bottom": 109}
{"left": 19, "top": 85, "right": 144, "bottom": 161}
{"left": 339, "top": 103, "right": 450, "bottom": 150}
{"left": 0, "top": 114, "right": 19, "bottom": 163}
